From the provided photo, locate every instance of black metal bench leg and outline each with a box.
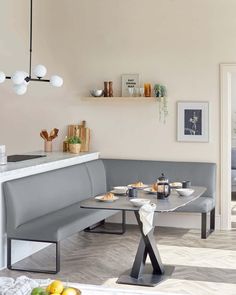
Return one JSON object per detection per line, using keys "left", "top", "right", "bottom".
{"left": 201, "top": 208, "right": 215, "bottom": 239}
{"left": 210, "top": 207, "right": 215, "bottom": 231}
{"left": 84, "top": 210, "right": 126, "bottom": 235}
{"left": 201, "top": 213, "right": 207, "bottom": 239}
{"left": 7, "top": 238, "right": 60, "bottom": 274}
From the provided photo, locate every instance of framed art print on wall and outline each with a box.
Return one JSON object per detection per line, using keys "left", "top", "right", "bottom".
{"left": 121, "top": 74, "right": 140, "bottom": 97}
{"left": 177, "top": 101, "right": 209, "bottom": 142}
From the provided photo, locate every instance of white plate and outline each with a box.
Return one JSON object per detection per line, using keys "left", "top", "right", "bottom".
{"left": 110, "top": 190, "right": 127, "bottom": 195}
{"left": 143, "top": 187, "right": 157, "bottom": 195}
{"left": 128, "top": 184, "right": 149, "bottom": 189}
{"left": 130, "top": 198, "right": 151, "bottom": 207}
{"left": 95, "top": 195, "right": 119, "bottom": 202}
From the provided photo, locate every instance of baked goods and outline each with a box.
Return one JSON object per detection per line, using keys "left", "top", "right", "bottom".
{"left": 131, "top": 181, "right": 144, "bottom": 188}
{"left": 101, "top": 192, "right": 115, "bottom": 201}
{"left": 151, "top": 183, "right": 158, "bottom": 192}
{"left": 170, "top": 182, "right": 182, "bottom": 188}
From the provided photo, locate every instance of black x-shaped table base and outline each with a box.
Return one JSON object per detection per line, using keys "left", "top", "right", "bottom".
{"left": 117, "top": 211, "right": 175, "bottom": 287}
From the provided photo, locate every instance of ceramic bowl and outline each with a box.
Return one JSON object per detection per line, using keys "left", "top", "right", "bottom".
{"left": 176, "top": 188, "right": 194, "bottom": 197}
{"left": 90, "top": 89, "right": 104, "bottom": 97}
{"left": 113, "top": 186, "right": 128, "bottom": 194}
{"left": 130, "top": 198, "right": 150, "bottom": 207}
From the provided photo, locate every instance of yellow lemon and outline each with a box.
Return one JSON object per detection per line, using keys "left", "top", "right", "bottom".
{"left": 46, "top": 284, "right": 51, "bottom": 293}
{"left": 50, "top": 280, "right": 64, "bottom": 294}
{"left": 62, "top": 287, "right": 78, "bottom": 295}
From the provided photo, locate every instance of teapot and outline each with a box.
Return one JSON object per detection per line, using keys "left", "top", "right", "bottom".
{"left": 156, "top": 173, "right": 171, "bottom": 199}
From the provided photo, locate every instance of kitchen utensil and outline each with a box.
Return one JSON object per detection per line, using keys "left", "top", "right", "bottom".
{"left": 130, "top": 198, "right": 151, "bottom": 207}
{"left": 156, "top": 173, "right": 171, "bottom": 199}
{"left": 109, "top": 81, "right": 113, "bottom": 97}
{"left": 176, "top": 188, "right": 194, "bottom": 197}
{"left": 44, "top": 141, "right": 52, "bottom": 152}
{"left": 49, "top": 128, "right": 59, "bottom": 140}
{"left": 127, "top": 187, "right": 138, "bottom": 198}
{"left": 104, "top": 82, "right": 109, "bottom": 97}
{"left": 40, "top": 129, "right": 49, "bottom": 141}
{"left": 113, "top": 186, "right": 128, "bottom": 194}
{"left": 182, "top": 181, "right": 191, "bottom": 188}
{"left": 90, "top": 89, "right": 104, "bottom": 97}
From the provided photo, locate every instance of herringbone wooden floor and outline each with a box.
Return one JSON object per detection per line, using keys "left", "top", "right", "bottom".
{"left": 1, "top": 225, "right": 236, "bottom": 295}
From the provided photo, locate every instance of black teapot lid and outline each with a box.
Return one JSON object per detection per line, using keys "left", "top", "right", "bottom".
{"left": 158, "top": 173, "right": 168, "bottom": 182}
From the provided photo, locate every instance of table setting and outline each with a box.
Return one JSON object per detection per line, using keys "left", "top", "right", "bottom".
{"left": 80, "top": 172, "right": 206, "bottom": 287}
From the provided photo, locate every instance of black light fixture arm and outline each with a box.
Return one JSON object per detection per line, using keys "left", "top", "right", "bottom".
{"left": 29, "top": 0, "right": 33, "bottom": 78}
{"left": 0, "top": 0, "right": 63, "bottom": 93}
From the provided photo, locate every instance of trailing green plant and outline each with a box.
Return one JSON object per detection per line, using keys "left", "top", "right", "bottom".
{"left": 154, "top": 84, "right": 168, "bottom": 124}
{"left": 68, "top": 136, "right": 82, "bottom": 144}
{"left": 154, "top": 84, "right": 167, "bottom": 97}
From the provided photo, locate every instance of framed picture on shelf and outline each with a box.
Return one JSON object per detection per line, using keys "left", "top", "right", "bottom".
{"left": 121, "top": 73, "right": 140, "bottom": 97}
{"left": 177, "top": 101, "right": 209, "bottom": 142}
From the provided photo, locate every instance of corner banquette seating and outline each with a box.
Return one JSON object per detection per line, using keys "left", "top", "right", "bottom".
{"left": 3, "top": 158, "right": 216, "bottom": 274}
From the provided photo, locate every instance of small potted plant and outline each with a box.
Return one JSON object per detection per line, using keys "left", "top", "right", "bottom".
{"left": 68, "top": 136, "right": 82, "bottom": 154}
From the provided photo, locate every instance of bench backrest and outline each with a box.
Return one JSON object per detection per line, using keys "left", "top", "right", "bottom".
{"left": 103, "top": 159, "right": 216, "bottom": 199}
{"left": 3, "top": 160, "right": 106, "bottom": 230}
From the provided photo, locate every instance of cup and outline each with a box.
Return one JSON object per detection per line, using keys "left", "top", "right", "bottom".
{"left": 144, "top": 83, "right": 152, "bottom": 97}
{"left": 182, "top": 181, "right": 191, "bottom": 188}
{"left": 0, "top": 155, "right": 7, "bottom": 166}
{"left": 128, "top": 87, "right": 134, "bottom": 97}
{"left": 134, "top": 87, "right": 140, "bottom": 97}
{"left": 140, "top": 88, "right": 144, "bottom": 97}
{"left": 127, "top": 187, "right": 137, "bottom": 198}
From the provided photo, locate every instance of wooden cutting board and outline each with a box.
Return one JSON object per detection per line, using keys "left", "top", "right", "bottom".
{"left": 68, "top": 121, "right": 90, "bottom": 152}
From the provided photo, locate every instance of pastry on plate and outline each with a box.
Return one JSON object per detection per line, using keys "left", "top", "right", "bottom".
{"left": 151, "top": 183, "right": 158, "bottom": 192}
{"left": 130, "top": 181, "right": 144, "bottom": 188}
{"left": 101, "top": 192, "right": 115, "bottom": 201}
{"left": 170, "top": 182, "right": 182, "bottom": 188}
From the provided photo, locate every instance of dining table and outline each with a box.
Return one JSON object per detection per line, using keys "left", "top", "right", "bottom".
{"left": 80, "top": 186, "right": 206, "bottom": 287}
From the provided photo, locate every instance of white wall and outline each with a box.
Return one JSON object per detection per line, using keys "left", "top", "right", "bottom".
{"left": 231, "top": 74, "right": 236, "bottom": 147}
{"left": 2, "top": 0, "right": 236, "bottom": 223}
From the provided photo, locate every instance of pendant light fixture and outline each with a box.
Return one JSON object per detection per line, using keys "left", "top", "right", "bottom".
{"left": 0, "top": 0, "right": 63, "bottom": 95}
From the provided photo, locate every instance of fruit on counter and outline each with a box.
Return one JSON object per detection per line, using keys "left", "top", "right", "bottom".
{"left": 62, "top": 288, "right": 78, "bottom": 295}
{"left": 31, "top": 287, "right": 49, "bottom": 295}
{"left": 42, "top": 280, "right": 81, "bottom": 295}
{"left": 49, "top": 280, "right": 64, "bottom": 294}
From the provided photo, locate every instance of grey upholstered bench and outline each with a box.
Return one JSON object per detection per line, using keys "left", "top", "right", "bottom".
{"left": 3, "top": 160, "right": 120, "bottom": 274}
{"left": 102, "top": 159, "right": 216, "bottom": 239}
{"left": 3, "top": 158, "right": 216, "bottom": 274}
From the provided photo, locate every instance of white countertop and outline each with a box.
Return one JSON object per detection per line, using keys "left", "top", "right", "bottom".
{"left": 0, "top": 151, "right": 100, "bottom": 181}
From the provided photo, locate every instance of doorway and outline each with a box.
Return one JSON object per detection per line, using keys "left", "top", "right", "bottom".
{"left": 220, "top": 64, "right": 236, "bottom": 230}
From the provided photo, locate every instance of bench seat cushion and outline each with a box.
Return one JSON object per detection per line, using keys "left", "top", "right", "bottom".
{"left": 175, "top": 197, "right": 215, "bottom": 213}
{"left": 9, "top": 203, "right": 117, "bottom": 242}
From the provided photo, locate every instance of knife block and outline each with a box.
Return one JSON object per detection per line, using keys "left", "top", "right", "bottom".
{"left": 68, "top": 121, "right": 90, "bottom": 152}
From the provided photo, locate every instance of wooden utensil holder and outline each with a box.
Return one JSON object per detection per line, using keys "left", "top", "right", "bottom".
{"left": 44, "top": 141, "right": 52, "bottom": 152}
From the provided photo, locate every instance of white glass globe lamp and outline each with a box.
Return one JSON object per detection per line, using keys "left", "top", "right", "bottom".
{"left": 13, "top": 83, "right": 27, "bottom": 95}
{"left": 0, "top": 72, "right": 6, "bottom": 83}
{"left": 12, "top": 71, "right": 26, "bottom": 85}
{"left": 50, "top": 75, "right": 63, "bottom": 87}
{"left": 33, "top": 65, "right": 47, "bottom": 78}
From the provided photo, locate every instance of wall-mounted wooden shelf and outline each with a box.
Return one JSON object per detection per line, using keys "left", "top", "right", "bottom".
{"left": 82, "top": 96, "right": 157, "bottom": 101}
